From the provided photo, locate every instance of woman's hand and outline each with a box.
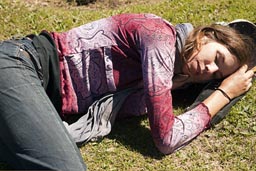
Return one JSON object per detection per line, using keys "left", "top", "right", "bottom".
{"left": 203, "top": 64, "right": 254, "bottom": 117}
{"left": 219, "top": 65, "right": 254, "bottom": 99}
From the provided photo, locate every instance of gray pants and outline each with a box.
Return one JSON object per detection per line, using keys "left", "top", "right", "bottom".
{"left": 0, "top": 39, "right": 86, "bottom": 170}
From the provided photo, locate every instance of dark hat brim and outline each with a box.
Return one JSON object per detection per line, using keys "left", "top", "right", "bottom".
{"left": 228, "top": 19, "right": 256, "bottom": 43}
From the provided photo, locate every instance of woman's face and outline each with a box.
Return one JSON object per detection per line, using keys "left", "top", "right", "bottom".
{"left": 182, "top": 41, "right": 240, "bottom": 83}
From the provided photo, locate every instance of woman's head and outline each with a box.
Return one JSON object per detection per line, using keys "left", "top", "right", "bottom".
{"left": 181, "top": 24, "right": 254, "bottom": 83}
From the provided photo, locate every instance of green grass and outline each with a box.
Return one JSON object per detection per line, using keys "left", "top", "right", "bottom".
{"left": 0, "top": 0, "right": 256, "bottom": 170}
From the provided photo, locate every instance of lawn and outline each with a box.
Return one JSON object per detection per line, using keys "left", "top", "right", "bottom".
{"left": 0, "top": 0, "right": 256, "bottom": 170}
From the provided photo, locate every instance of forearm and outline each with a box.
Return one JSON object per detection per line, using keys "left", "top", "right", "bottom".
{"left": 203, "top": 64, "right": 254, "bottom": 117}
{"left": 154, "top": 65, "right": 254, "bottom": 154}
{"left": 154, "top": 103, "right": 211, "bottom": 154}
{"left": 186, "top": 81, "right": 245, "bottom": 126}
{"left": 202, "top": 89, "right": 230, "bottom": 117}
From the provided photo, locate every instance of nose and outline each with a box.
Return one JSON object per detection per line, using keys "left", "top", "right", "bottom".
{"left": 205, "top": 62, "right": 219, "bottom": 73}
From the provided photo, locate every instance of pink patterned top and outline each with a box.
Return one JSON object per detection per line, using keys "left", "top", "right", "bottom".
{"left": 51, "top": 13, "right": 211, "bottom": 154}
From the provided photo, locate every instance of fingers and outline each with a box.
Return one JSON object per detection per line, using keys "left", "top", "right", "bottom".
{"left": 244, "top": 68, "right": 254, "bottom": 91}
{"left": 238, "top": 64, "right": 248, "bottom": 73}
{"left": 247, "top": 69, "right": 255, "bottom": 78}
{"left": 249, "top": 66, "right": 256, "bottom": 78}
{"left": 246, "top": 81, "right": 253, "bottom": 91}
{"left": 252, "top": 66, "right": 256, "bottom": 73}
{"left": 236, "top": 64, "right": 255, "bottom": 75}
{"left": 244, "top": 68, "right": 254, "bottom": 89}
{"left": 239, "top": 64, "right": 254, "bottom": 79}
{"left": 230, "top": 64, "right": 254, "bottom": 93}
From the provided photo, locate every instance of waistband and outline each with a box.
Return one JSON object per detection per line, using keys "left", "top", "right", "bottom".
{"left": 0, "top": 37, "right": 44, "bottom": 86}
{"left": 16, "top": 37, "right": 44, "bottom": 85}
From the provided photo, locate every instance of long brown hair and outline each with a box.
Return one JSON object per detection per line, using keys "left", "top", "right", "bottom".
{"left": 181, "top": 24, "right": 254, "bottom": 68}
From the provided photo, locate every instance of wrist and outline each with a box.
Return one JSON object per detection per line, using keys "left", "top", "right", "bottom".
{"left": 214, "top": 87, "right": 232, "bottom": 102}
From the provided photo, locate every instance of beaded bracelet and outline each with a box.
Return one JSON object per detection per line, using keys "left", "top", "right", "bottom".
{"left": 215, "top": 88, "right": 231, "bottom": 102}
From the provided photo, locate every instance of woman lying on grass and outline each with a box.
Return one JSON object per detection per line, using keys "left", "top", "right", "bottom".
{"left": 0, "top": 13, "right": 255, "bottom": 170}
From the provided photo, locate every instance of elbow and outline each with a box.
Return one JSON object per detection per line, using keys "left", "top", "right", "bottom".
{"left": 154, "top": 139, "right": 176, "bottom": 155}
{"left": 157, "top": 146, "right": 174, "bottom": 155}
{"left": 153, "top": 133, "right": 190, "bottom": 155}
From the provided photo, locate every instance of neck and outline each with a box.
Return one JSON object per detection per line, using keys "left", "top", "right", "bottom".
{"left": 174, "top": 50, "right": 183, "bottom": 74}
{"left": 172, "top": 51, "right": 192, "bottom": 90}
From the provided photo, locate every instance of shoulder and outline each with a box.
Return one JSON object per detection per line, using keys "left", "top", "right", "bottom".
{"left": 110, "top": 13, "right": 175, "bottom": 31}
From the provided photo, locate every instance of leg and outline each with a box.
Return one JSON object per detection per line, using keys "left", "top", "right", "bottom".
{"left": 0, "top": 40, "right": 86, "bottom": 170}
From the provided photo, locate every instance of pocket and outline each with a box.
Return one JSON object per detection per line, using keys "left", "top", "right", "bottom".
{"left": 0, "top": 40, "right": 22, "bottom": 58}
{"left": 0, "top": 40, "right": 37, "bottom": 78}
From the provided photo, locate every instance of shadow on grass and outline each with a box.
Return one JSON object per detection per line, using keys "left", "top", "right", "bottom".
{"left": 0, "top": 163, "right": 9, "bottom": 170}
{"left": 106, "top": 83, "right": 206, "bottom": 159}
{"left": 67, "top": 0, "right": 96, "bottom": 5}
{"left": 107, "top": 115, "right": 164, "bottom": 159}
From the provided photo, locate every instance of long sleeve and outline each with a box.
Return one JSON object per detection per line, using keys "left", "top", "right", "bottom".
{"left": 131, "top": 15, "right": 211, "bottom": 154}
{"left": 156, "top": 103, "right": 211, "bottom": 154}
{"left": 52, "top": 13, "right": 211, "bottom": 154}
{"left": 136, "top": 17, "right": 177, "bottom": 144}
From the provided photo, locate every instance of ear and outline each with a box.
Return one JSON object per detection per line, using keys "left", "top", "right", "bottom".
{"left": 201, "top": 36, "right": 211, "bottom": 45}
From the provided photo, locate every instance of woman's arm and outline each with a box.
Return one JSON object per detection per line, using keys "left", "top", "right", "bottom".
{"left": 157, "top": 64, "right": 254, "bottom": 154}
{"left": 204, "top": 65, "right": 254, "bottom": 117}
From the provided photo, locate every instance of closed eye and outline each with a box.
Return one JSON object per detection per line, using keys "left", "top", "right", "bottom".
{"left": 213, "top": 51, "right": 224, "bottom": 79}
